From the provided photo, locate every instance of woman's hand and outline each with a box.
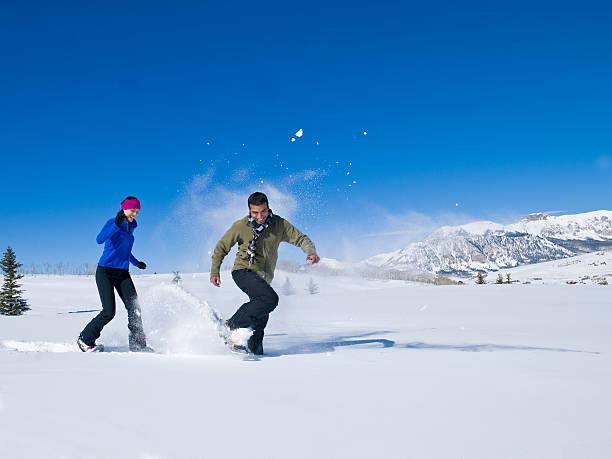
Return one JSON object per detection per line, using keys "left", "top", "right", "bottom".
{"left": 137, "top": 262, "right": 147, "bottom": 270}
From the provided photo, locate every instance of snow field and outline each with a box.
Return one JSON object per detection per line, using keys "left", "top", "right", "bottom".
{"left": 0, "top": 272, "right": 610, "bottom": 458}
{"left": 473, "top": 249, "right": 612, "bottom": 285}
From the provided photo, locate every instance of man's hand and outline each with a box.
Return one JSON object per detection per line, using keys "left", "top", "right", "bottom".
{"left": 306, "top": 254, "right": 320, "bottom": 265}
{"left": 137, "top": 261, "right": 147, "bottom": 270}
{"left": 210, "top": 276, "right": 221, "bottom": 287}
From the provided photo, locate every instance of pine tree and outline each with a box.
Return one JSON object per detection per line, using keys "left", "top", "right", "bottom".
{"left": 172, "top": 271, "right": 182, "bottom": 285}
{"left": 305, "top": 277, "right": 319, "bottom": 294}
{"left": 281, "top": 277, "right": 295, "bottom": 295}
{"left": 496, "top": 274, "right": 504, "bottom": 284}
{"left": 476, "top": 272, "right": 486, "bottom": 284}
{"left": 505, "top": 273, "right": 511, "bottom": 284}
{"left": 0, "top": 247, "right": 30, "bottom": 315}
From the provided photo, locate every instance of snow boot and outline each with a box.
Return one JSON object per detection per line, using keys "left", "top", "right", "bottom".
{"left": 77, "top": 337, "right": 104, "bottom": 352}
{"left": 247, "top": 337, "right": 264, "bottom": 356}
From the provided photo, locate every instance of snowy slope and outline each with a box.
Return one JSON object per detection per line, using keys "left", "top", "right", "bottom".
{"left": 471, "top": 250, "right": 612, "bottom": 285}
{"left": 506, "top": 210, "right": 612, "bottom": 241}
{"left": 365, "top": 230, "right": 574, "bottom": 275}
{"left": 364, "top": 210, "right": 612, "bottom": 275}
{"left": 1, "top": 272, "right": 611, "bottom": 458}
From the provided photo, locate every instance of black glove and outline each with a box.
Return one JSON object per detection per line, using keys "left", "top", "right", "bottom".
{"left": 137, "top": 261, "right": 147, "bottom": 270}
{"left": 115, "top": 210, "right": 125, "bottom": 227}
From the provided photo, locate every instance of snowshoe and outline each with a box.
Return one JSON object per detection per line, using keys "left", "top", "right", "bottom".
{"left": 228, "top": 342, "right": 249, "bottom": 354}
{"left": 130, "top": 345, "right": 155, "bottom": 353}
{"left": 224, "top": 327, "right": 254, "bottom": 354}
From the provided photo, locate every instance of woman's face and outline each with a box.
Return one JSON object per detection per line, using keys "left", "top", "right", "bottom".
{"left": 123, "top": 208, "right": 139, "bottom": 222}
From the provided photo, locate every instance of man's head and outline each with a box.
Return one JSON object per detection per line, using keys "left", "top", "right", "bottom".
{"left": 248, "top": 192, "right": 270, "bottom": 225}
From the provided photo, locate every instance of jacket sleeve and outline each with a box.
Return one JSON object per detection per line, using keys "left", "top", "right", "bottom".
{"left": 281, "top": 219, "right": 317, "bottom": 256}
{"left": 96, "top": 219, "right": 120, "bottom": 245}
{"left": 210, "top": 222, "right": 241, "bottom": 278}
{"left": 129, "top": 254, "right": 140, "bottom": 266}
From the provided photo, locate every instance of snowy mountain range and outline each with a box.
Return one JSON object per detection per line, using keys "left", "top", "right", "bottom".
{"left": 363, "top": 210, "right": 612, "bottom": 277}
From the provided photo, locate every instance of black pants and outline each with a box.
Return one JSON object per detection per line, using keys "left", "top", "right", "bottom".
{"left": 80, "top": 265, "right": 147, "bottom": 350}
{"left": 226, "top": 269, "right": 279, "bottom": 355}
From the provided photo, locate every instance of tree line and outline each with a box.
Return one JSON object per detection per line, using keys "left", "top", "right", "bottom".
{"left": 17, "top": 262, "right": 97, "bottom": 276}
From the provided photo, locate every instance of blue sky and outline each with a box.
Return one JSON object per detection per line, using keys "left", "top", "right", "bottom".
{"left": 1, "top": 1, "right": 611, "bottom": 272}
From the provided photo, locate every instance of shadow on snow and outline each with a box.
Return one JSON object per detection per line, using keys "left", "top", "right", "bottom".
{"left": 265, "top": 331, "right": 395, "bottom": 357}
{"left": 264, "top": 331, "right": 600, "bottom": 357}
{"left": 399, "top": 342, "right": 599, "bottom": 354}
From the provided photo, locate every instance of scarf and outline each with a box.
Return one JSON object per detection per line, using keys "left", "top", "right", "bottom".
{"left": 247, "top": 212, "right": 273, "bottom": 265}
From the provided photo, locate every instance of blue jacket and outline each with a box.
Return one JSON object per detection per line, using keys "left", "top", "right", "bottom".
{"left": 97, "top": 218, "right": 140, "bottom": 270}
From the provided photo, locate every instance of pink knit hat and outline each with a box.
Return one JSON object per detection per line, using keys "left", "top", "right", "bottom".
{"left": 121, "top": 198, "right": 141, "bottom": 210}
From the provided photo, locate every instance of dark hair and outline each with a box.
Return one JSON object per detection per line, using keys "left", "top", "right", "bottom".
{"left": 248, "top": 192, "right": 268, "bottom": 207}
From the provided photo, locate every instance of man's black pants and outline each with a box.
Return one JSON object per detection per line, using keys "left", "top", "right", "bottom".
{"left": 226, "top": 269, "right": 279, "bottom": 355}
{"left": 80, "top": 265, "right": 147, "bottom": 350}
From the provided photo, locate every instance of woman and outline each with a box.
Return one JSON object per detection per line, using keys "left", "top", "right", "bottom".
{"left": 77, "top": 196, "right": 152, "bottom": 352}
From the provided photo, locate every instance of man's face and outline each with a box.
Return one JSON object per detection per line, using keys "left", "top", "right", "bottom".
{"left": 249, "top": 203, "right": 270, "bottom": 225}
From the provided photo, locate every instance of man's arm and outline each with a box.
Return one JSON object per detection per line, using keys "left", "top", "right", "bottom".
{"left": 281, "top": 219, "right": 320, "bottom": 264}
{"left": 210, "top": 222, "right": 241, "bottom": 285}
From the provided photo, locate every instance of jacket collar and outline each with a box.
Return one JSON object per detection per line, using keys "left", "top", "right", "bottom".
{"left": 121, "top": 219, "right": 137, "bottom": 230}
{"left": 244, "top": 213, "right": 276, "bottom": 226}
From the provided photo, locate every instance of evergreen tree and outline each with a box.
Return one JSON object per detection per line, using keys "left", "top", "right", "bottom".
{"left": 505, "top": 273, "right": 512, "bottom": 284}
{"left": 281, "top": 277, "right": 295, "bottom": 295}
{"left": 0, "top": 247, "right": 30, "bottom": 316}
{"left": 305, "top": 277, "right": 319, "bottom": 294}
{"left": 496, "top": 274, "right": 504, "bottom": 284}
{"left": 476, "top": 272, "right": 486, "bottom": 284}
{"left": 172, "top": 271, "right": 182, "bottom": 285}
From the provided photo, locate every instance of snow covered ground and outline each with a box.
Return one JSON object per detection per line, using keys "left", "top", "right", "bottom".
{"left": 1, "top": 270, "right": 611, "bottom": 458}
{"left": 472, "top": 250, "right": 612, "bottom": 285}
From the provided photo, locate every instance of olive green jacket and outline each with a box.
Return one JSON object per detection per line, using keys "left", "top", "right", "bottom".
{"left": 211, "top": 215, "right": 317, "bottom": 284}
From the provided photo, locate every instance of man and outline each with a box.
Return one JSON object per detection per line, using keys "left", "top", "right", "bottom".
{"left": 210, "top": 192, "right": 320, "bottom": 355}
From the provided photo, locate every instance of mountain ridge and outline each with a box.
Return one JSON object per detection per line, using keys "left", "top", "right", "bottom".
{"left": 363, "top": 210, "right": 612, "bottom": 276}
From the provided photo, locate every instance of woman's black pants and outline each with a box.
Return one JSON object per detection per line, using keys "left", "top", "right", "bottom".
{"left": 80, "top": 265, "right": 147, "bottom": 350}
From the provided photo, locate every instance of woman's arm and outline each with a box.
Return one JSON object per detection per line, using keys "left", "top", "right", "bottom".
{"left": 96, "top": 219, "right": 120, "bottom": 245}
{"left": 129, "top": 253, "right": 140, "bottom": 266}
